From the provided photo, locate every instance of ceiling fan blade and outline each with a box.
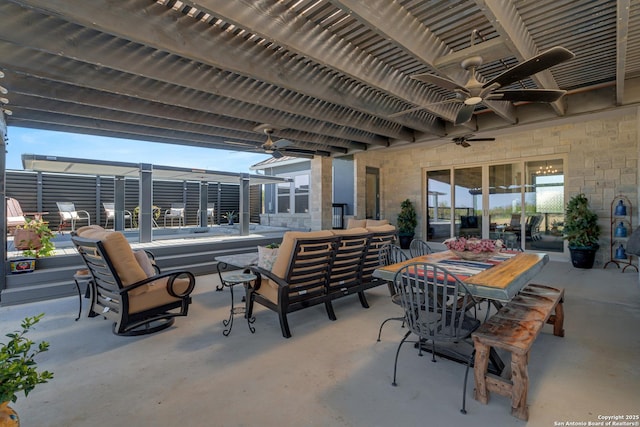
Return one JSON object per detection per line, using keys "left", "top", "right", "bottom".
{"left": 271, "top": 150, "right": 284, "bottom": 159}
{"left": 486, "top": 89, "right": 567, "bottom": 103}
{"left": 483, "top": 46, "right": 575, "bottom": 89}
{"left": 412, "top": 72, "right": 469, "bottom": 93}
{"left": 455, "top": 104, "right": 475, "bottom": 125}
{"left": 273, "top": 138, "right": 294, "bottom": 149}
{"left": 466, "top": 137, "right": 495, "bottom": 142}
{"left": 388, "top": 98, "right": 461, "bottom": 118}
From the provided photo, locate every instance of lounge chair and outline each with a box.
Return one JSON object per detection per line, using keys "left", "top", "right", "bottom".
{"left": 71, "top": 225, "right": 196, "bottom": 336}
{"left": 6, "top": 197, "right": 26, "bottom": 233}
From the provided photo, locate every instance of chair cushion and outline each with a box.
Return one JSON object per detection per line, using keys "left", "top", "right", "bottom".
{"left": 128, "top": 277, "right": 191, "bottom": 314}
{"left": 169, "top": 208, "right": 183, "bottom": 216}
{"left": 76, "top": 224, "right": 107, "bottom": 238}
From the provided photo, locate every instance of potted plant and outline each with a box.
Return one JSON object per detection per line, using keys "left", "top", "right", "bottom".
{"left": 10, "top": 219, "right": 55, "bottom": 273}
{"left": 563, "top": 193, "right": 600, "bottom": 269}
{"left": 396, "top": 199, "right": 417, "bottom": 249}
{"left": 223, "top": 211, "right": 237, "bottom": 226}
{"left": 1, "top": 313, "right": 54, "bottom": 426}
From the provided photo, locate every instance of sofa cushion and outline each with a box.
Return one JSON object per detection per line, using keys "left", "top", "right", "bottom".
{"left": 346, "top": 218, "right": 367, "bottom": 229}
{"left": 366, "top": 224, "right": 396, "bottom": 233}
{"left": 258, "top": 230, "right": 334, "bottom": 304}
{"left": 331, "top": 227, "right": 369, "bottom": 236}
{"left": 271, "top": 230, "right": 335, "bottom": 279}
{"left": 366, "top": 219, "right": 389, "bottom": 227}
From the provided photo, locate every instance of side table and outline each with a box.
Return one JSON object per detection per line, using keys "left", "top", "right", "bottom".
{"left": 73, "top": 270, "right": 93, "bottom": 321}
{"left": 218, "top": 272, "right": 257, "bottom": 336}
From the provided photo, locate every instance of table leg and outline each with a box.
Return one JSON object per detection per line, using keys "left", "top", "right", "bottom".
{"left": 223, "top": 283, "right": 235, "bottom": 336}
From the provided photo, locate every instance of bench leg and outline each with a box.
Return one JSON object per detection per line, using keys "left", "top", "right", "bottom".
{"left": 550, "top": 300, "right": 565, "bottom": 337}
{"left": 473, "top": 340, "right": 490, "bottom": 404}
{"left": 510, "top": 353, "right": 529, "bottom": 421}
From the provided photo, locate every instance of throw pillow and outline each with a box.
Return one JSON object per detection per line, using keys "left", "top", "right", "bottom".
{"left": 257, "top": 245, "right": 279, "bottom": 271}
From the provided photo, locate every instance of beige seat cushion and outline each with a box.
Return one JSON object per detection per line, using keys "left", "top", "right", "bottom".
{"left": 366, "top": 224, "right": 396, "bottom": 233}
{"left": 365, "top": 219, "right": 389, "bottom": 227}
{"left": 346, "top": 218, "right": 367, "bottom": 229}
{"left": 128, "top": 277, "right": 191, "bottom": 314}
{"left": 259, "top": 230, "right": 335, "bottom": 304}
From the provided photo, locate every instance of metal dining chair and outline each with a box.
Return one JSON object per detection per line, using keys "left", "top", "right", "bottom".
{"left": 103, "top": 203, "right": 133, "bottom": 229}
{"left": 376, "top": 243, "right": 409, "bottom": 342}
{"left": 56, "top": 201, "right": 90, "bottom": 232}
{"left": 409, "top": 238, "right": 433, "bottom": 257}
{"left": 390, "top": 262, "right": 480, "bottom": 414}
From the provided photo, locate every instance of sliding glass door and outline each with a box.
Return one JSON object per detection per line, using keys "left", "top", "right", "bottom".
{"left": 425, "top": 158, "right": 565, "bottom": 253}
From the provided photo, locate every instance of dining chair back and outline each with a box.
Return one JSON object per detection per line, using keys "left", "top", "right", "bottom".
{"left": 376, "top": 243, "right": 409, "bottom": 341}
{"left": 390, "top": 262, "right": 480, "bottom": 414}
{"left": 409, "top": 238, "right": 433, "bottom": 257}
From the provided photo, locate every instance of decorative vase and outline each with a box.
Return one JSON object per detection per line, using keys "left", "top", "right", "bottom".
{"left": 0, "top": 402, "right": 20, "bottom": 427}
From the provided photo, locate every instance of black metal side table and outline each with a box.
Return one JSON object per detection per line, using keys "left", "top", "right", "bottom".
{"left": 219, "top": 272, "right": 257, "bottom": 336}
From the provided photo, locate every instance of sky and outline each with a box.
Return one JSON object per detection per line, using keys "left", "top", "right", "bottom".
{"left": 5, "top": 126, "right": 272, "bottom": 173}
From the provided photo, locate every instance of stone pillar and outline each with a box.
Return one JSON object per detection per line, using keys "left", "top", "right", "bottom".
{"left": 310, "top": 156, "right": 333, "bottom": 230}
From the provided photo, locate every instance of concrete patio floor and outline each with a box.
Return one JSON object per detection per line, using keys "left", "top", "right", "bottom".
{"left": 1, "top": 260, "right": 638, "bottom": 427}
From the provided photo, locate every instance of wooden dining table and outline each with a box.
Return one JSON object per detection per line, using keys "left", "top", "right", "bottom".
{"left": 373, "top": 250, "right": 550, "bottom": 374}
{"left": 373, "top": 250, "right": 549, "bottom": 303}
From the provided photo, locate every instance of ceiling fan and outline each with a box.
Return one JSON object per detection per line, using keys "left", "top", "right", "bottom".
{"left": 254, "top": 124, "right": 325, "bottom": 159}
{"left": 408, "top": 33, "right": 575, "bottom": 125}
{"left": 451, "top": 134, "right": 495, "bottom": 148}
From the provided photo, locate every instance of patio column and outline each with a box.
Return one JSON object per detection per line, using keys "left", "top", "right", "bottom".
{"left": 310, "top": 156, "right": 333, "bottom": 230}
{"left": 0, "top": 114, "right": 6, "bottom": 284}
{"left": 199, "top": 182, "right": 208, "bottom": 227}
{"left": 139, "top": 163, "right": 153, "bottom": 243}
{"left": 239, "top": 174, "right": 250, "bottom": 236}
{"left": 114, "top": 176, "right": 126, "bottom": 231}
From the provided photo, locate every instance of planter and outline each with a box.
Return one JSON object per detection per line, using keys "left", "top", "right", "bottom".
{"left": 13, "top": 229, "right": 42, "bottom": 251}
{"left": 569, "top": 245, "right": 599, "bottom": 269}
{"left": 0, "top": 401, "right": 20, "bottom": 426}
{"left": 398, "top": 234, "right": 413, "bottom": 250}
{"left": 9, "top": 258, "right": 36, "bottom": 274}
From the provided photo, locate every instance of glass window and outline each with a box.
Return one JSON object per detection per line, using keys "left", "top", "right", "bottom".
{"left": 276, "top": 173, "right": 310, "bottom": 214}
{"left": 426, "top": 170, "right": 451, "bottom": 242}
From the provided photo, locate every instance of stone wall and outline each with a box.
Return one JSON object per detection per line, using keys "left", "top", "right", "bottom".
{"left": 355, "top": 109, "right": 639, "bottom": 267}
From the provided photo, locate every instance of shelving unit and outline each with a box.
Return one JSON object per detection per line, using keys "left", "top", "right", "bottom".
{"left": 604, "top": 195, "right": 638, "bottom": 272}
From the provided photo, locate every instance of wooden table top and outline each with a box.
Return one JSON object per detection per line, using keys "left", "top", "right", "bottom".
{"left": 373, "top": 250, "right": 549, "bottom": 302}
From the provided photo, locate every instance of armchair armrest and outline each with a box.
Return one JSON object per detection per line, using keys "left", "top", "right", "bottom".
{"left": 248, "top": 265, "right": 289, "bottom": 291}
{"left": 119, "top": 270, "right": 195, "bottom": 298}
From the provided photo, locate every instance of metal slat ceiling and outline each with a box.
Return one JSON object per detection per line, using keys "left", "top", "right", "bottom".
{"left": 0, "top": 0, "right": 637, "bottom": 154}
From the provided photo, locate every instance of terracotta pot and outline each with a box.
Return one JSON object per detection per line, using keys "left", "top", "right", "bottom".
{"left": 0, "top": 401, "right": 20, "bottom": 427}
{"left": 13, "top": 229, "right": 42, "bottom": 251}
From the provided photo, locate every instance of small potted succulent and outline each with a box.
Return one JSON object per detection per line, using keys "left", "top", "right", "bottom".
{"left": 0, "top": 314, "right": 54, "bottom": 426}
{"left": 223, "top": 211, "right": 237, "bottom": 226}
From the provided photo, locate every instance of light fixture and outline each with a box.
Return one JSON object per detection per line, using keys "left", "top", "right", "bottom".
{"left": 535, "top": 163, "right": 559, "bottom": 175}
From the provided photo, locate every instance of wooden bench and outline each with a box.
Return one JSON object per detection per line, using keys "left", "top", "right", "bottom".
{"left": 471, "top": 283, "right": 565, "bottom": 420}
